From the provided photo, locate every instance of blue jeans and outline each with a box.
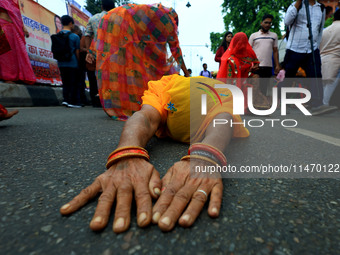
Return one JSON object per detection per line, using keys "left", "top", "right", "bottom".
{"left": 280, "top": 49, "right": 323, "bottom": 107}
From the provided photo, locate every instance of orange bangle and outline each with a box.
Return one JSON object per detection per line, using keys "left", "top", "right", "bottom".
{"left": 107, "top": 146, "right": 148, "bottom": 160}
{"left": 181, "top": 155, "right": 219, "bottom": 166}
{"left": 106, "top": 146, "right": 149, "bottom": 169}
{"left": 181, "top": 155, "right": 191, "bottom": 161}
{"left": 107, "top": 149, "right": 149, "bottom": 162}
{"left": 106, "top": 153, "right": 149, "bottom": 169}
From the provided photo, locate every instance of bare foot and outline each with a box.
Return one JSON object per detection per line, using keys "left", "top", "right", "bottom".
{"left": 0, "top": 110, "right": 19, "bottom": 121}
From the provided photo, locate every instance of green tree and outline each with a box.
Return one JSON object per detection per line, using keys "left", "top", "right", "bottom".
{"left": 85, "top": 0, "right": 130, "bottom": 15}
{"left": 210, "top": 0, "right": 291, "bottom": 53}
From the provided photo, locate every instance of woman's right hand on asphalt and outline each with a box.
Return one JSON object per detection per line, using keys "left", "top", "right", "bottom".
{"left": 60, "top": 158, "right": 161, "bottom": 233}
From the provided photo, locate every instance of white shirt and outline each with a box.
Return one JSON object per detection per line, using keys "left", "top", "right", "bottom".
{"left": 200, "top": 70, "right": 212, "bottom": 78}
{"left": 249, "top": 30, "right": 278, "bottom": 67}
{"left": 285, "top": 1, "right": 325, "bottom": 53}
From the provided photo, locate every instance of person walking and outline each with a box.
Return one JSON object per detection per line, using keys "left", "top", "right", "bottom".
{"left": 319, "top": 9, "right": 340, "bottom": 109}
{"left": 217, "top": 32, "right": 272, "bottom": 112}
{"left": 200, "top": 63, "right": 212, "bottom": 78}
{"left": 249, "top": 14, "right": 280, "bottom": 95}
{"left": 215, "top": 31, "right": 233, "bottom": 68}
{"left": 84, "top": 0, "right": 115, "bottom": 107}
{"left": 283, "top": 0, "right": 335, "bottom": 115}
{"left": 55, "top": 15, "right": 81, "bottom": 108}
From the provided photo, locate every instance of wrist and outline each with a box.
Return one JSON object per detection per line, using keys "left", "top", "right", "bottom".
{"left": 186, "top": 143, "right": 228, "bottom": 166}
{"left": 106, "top": 146, "right": 149, "bottom": 169}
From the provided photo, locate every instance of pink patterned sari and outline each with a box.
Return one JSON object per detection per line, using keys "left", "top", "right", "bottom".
{"left": 0, "top": 0, "right": 36, "bottom": 84}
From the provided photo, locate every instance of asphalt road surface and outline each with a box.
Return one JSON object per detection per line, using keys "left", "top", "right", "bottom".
{"left": 0, "top": 106, "right": 339, "bottom": 255}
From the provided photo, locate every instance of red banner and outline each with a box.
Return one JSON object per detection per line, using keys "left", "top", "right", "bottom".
{"left": 67, "top": 1, "right": 90, "bottom": 32}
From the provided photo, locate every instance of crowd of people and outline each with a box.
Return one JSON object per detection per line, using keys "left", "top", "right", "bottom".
{"left": 213, "top": 1, "right": 339, "bottom": 116}
{"left": 1, "top": 0, "right": 339, "bottom": 233}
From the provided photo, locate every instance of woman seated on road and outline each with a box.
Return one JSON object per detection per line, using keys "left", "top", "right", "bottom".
{"left": 217, "top": 32, "right": 271, "bottom": 112}
{"left": 87, "top": 3, "right": 190, "bottom": 121}
{"left": 60, "top": 74, "right": 249, "bottom": 233}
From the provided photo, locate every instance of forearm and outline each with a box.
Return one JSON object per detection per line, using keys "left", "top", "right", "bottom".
{"left": 200, "top": 113, "right": 233, "bottom": 152}
{"left": 181, "top": 61, "right": 190, "bottom": 77}
{"left": 284, "top": 3, "right": 300, "bottom": 26}
{"left": 117, "top": 105, "right": 161, "bottom": 148}
{"left": 273, "top": 49, "right": 279, "bottom": 67}
{"left": 214, "top": 48, "right": 222, "bottom": 62}
{"left": 84, "top": 36, "right": 92, "bottom": 51}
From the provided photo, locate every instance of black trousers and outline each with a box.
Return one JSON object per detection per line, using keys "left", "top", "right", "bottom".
{"left": 279, "top": 49, "right": 323, "bottom": 107}
{"left": 59, "top": 67, "right": 80, "bottom": 105}
{"left": 254, "top": 66, "right": 273, "bottom": 95}
{"left": 87, "top": 70, "right": 98, "bottom": 105}
{"left": 78, "top": 68, "right": 99, "bottom": 106}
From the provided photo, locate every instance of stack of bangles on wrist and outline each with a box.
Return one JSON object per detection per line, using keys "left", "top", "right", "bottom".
{"left": 181, "top": 143, "right": 227, "bottom": 166}
{"left": 106, "top": 146, "right": 149, "bottom": 169}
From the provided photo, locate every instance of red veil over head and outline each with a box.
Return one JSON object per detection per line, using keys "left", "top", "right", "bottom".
{"left": 216, "top": 32, "right": 260, "bottom": 113}
{"left": 217, "top": 32, "right": 259, "bottom": 79}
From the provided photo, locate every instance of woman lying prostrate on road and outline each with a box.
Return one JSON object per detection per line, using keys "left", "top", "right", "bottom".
{"left": 60, "top": 74, "right": 249, "bottom": 233}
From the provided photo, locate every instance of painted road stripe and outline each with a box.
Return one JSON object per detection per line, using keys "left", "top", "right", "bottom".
{"left": 286, "top": 128, "right": 340, "bottom": 147}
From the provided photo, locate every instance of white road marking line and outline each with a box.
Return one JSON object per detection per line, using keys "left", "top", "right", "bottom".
{"left": 286, "top": 128, "right": 340, "bottom": 147}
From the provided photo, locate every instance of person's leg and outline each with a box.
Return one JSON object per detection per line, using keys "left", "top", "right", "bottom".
{"left": 277, "top": 50, "right": 302, "bottom": 98}
{"left": 78, "top": 69, "right": 87, "bottom": 106}
{"left": 303, "top": 49, "right": 323, "bottom": 107}
{"left": 248, "top": 74, "right": 271, "bottom": 109}
{"left": 68, "top": 68, "right": 81, "bottom": 106}
{"left": 283, "top": 50, "right": 302, "bottom": 78}
{"left": 59, "top": 67, "right": 71, "bottom": 105}
{"left": 87, "top": 70, "right": 99, "bottom": 106}
{"left": 323, "top": 69, "right": 340, "bottom": 105}
{"left": 258, "top": 67, "right": 272, "bottom": 95}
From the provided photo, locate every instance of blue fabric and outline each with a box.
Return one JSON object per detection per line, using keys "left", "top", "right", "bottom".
{"left": 58, "top": 30, "right": 80, "bottom": 68}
